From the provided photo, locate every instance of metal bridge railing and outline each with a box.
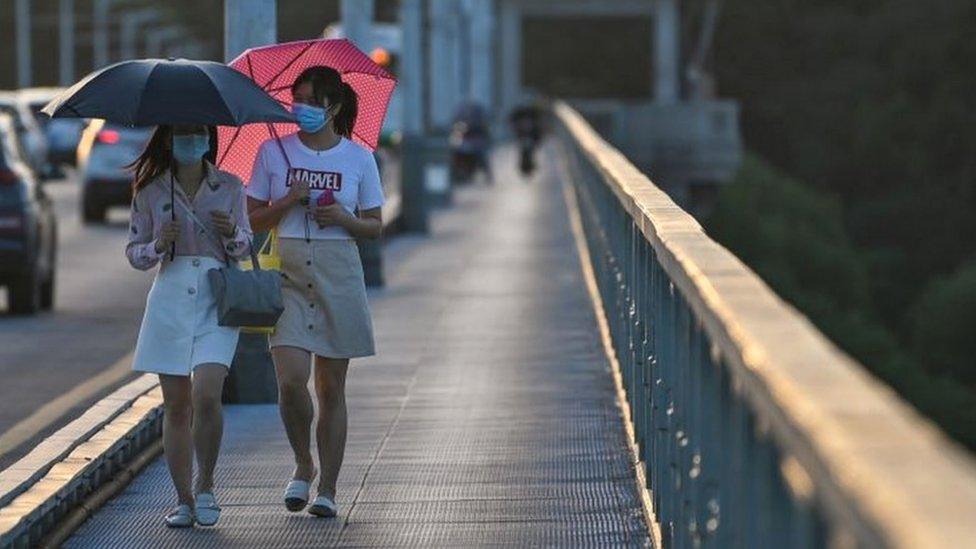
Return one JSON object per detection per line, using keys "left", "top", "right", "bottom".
{"left": 553, "top": 101, "right": 976, "bottom": 548}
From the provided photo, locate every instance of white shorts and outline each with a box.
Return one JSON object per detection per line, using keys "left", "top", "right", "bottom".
{"left": 132, "top": 256, "right": 240, "bottom": 376}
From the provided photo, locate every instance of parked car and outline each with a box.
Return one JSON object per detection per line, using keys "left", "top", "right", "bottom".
{"left": 77, "top": 119, "right": 151, "bottom": 223}
{"left": 0, "top": 114, "right": 56, "bottom": 314}
{"left": 0, "top": 91, "right": 50, "bottom": 178}
{"left": 20, "top": 87, "right": 84, "bottom": 168}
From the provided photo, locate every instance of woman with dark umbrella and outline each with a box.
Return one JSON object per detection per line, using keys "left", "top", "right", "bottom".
{"left": 43, "top": 58, "right": 293, "bottom": 529}
{"left": 126, "top": 124, "right": 253, "bottom": 528}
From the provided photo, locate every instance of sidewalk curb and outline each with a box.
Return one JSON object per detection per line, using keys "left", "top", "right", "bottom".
{"left": 0, "top": 375, "right": 162, "bottom": 549}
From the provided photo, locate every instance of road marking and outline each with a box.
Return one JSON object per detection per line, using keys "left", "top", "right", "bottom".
{"left": 0, "top": 352, "right": 135, "bottom": 458}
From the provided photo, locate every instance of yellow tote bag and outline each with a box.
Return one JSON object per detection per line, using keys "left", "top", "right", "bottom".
{"left": 240, "top": 230, "right": 281, "bottom": 334}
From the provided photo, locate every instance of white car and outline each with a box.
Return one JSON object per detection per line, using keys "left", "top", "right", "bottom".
{"left": 0, "top": 91, "right": 50, "bottom": 178}
{"left": 20, "top": 87, "right": 85, "bottom": 168}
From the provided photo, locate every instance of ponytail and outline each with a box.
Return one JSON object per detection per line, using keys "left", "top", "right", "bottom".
{"left": 292, "top": 66, "right": 358, "bottom": 139}
{"left": 334, "top": 82, "right": 358, "bottom": 138}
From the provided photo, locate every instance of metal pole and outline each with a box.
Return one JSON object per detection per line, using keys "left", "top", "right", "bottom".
{"left": 655, "top": 0, "right": 680, "bottom": 103}
{"left": 224, "top": 0, "right": 278, "bottom": 404}
{"left": 93, "top": 0, "right": 110, "bottom": 68}
{"left": 59, "top": 0, "right": 75, "bottom": 86}
{"left": 146, "top": 27, "right": 182, "bottom": 58}
{"left": 120, "top": 9, "right": 159, "bottom": 60}
{"left": 340, "top": 0, "right": 373, "bottom": 48}
{"left": 15, "top": 0, "right": 32, "bottom": 88}
{"left": 224, "top": 0, "right": 277, "bottom": 61}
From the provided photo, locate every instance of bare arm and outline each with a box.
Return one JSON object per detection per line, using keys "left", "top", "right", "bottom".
{"left": 345, "top": 207, "right": 383, "bottom": 240}
{"left": 311, "top": 205, "right": 383, "bottom": 240}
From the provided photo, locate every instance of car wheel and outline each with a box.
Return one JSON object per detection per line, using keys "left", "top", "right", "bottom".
{"left": 82, "top": 196, "right": 105, "bottom": 224}
{"left": 9, "top": 269, "right": 41, "bottom": 315}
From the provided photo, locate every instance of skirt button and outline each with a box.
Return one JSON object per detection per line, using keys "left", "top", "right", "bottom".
{"left": 188, "top": 287, "right": 196, "bottom": 295}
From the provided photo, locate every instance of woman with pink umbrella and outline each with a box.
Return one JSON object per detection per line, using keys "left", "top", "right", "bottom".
{"left": 243, "top": 59, "right": 389, "bottom": 517}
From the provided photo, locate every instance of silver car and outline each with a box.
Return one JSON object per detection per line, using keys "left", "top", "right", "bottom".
{"left": 76, "top": 119, "right": 152, "bottom": 223}
{"left": 20, "top": 87, "right": 85, "bottom": 168}
{"left": 0, "top": 91, "right": 49, "bottom": 178}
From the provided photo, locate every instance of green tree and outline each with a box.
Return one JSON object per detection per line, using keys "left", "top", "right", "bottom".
{"left": 911, "top": 261, "right": 976, "bottom": 385}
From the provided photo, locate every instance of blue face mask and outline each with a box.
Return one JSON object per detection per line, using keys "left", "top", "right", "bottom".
{"left": 292, "top": 103, "right": 328, "bottom": 134}
{"left": 172, "top": 134, "right": 210, "bottom": 165}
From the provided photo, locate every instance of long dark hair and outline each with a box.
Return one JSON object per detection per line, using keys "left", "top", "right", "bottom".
{"left": 291, "top": 66, "right": 358, "bottom": 138}
{"left": 129, "top": 124, "right": 218, "bottom": 193}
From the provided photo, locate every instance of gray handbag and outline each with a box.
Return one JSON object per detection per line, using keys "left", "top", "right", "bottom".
{"left": 175, "top": 199, "right": 284, "bottom": 328}
{"left": 207, "top": 243, "right": 284, "bottom": 328}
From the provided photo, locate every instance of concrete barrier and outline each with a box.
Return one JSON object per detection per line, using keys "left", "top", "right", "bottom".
{"left": 0, "top": 375, "right": 162, "bottom": 548}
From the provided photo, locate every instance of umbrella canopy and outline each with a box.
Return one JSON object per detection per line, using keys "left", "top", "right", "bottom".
{"left": 216, "top": 39, "right": 396, "bottom": 183}
{"left": 41, "top": 58, "right": 294, "bottom": 127}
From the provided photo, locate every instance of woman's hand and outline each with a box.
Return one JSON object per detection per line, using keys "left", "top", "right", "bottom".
{"left": 285, "top": 179, "right": 310, "bottom": 206}
{"left": 312, "top": 204, "right": 351, "bottom": 228}
{"left": 154, "top": 221, "right": 180, "bottom": 253}
{"left": 210, "top": 210, "right": 236, "bottom": 237}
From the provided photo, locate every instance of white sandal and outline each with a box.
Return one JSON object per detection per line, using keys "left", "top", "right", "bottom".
{"left": 164, "top": 504, "right": 195, "bottom": 528}
{"left": 308, "top": 495, "right": 338, "bottom": 518}
{"left": 284, "top": 479, "right": 312, "bottom": 512}
{"left": 194, "top": 492, "right": 221, "bottom": 526}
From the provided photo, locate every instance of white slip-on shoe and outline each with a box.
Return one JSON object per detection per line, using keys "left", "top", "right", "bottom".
{"left": 284, "top": 479, "right": 312, "bottom": 512}
{"left": 308, "top": 495, "right": 338, "bottom": 518}
{"left": 194, "top": 492, "right": 221, "bottom": 527}
{"left": 164, "top": 504, "right": 195, "bottom": 528}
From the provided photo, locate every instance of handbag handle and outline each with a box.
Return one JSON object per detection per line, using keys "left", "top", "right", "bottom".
{"left": 172, "top": 194, "right": 261, "bottom": 271}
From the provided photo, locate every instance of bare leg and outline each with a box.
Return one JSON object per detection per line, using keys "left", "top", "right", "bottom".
{"left": 159, "top": 374, "right": 194, "bottom": 506}
{"left": 273, "top": 346, "right": 316, "bottom": 481}
{"left": 314, "top": 357, "right": 349, "bottom": 499}
{"left": 191, "top": 364, "right": 227, "bottom": 494}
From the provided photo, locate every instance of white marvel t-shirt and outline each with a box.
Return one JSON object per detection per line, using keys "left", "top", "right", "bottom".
{"left": 246, "top": 134, "right": 385, "bottom": 240}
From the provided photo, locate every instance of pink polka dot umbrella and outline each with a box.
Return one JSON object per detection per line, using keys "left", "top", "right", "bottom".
{"left": 216, "top": 38, "right": 397, "bottom": 184}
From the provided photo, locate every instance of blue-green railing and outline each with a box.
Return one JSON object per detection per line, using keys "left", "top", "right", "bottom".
{"left": 553, "top": 102, "right": 976, "bottom": 549}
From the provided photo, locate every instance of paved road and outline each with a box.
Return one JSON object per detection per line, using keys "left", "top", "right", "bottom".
{"left": 0, "top": 174, "right": 152, "bottom": 469}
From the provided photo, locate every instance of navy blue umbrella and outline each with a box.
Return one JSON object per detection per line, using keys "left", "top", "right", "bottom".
{"left": 41, "top": 58, "right": 294, "bottom": 126}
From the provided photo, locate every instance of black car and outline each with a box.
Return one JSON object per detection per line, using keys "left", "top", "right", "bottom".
{"left": 0, "top": 114, "right": 56, "bottom": 314}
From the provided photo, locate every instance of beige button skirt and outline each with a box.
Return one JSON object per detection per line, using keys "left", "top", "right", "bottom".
{"left": 270, "top": 237, "right": 376, "bottom": 358}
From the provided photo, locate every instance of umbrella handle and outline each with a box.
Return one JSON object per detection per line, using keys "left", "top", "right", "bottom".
{"left": 170, "top": 175, "right": 176, "bottom": 261}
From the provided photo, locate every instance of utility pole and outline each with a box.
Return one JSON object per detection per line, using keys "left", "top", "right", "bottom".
{"left": 59, "top": 0, "right": 75, "bottom": 85}
{"left": 340, "top": 0, "right": 373, "bottom": 48}
{"left": 93, "top": 0, "right": 110, "bottom": 68}
{"left": 224, "top": 0, "right": 278, "bottom": 404}
{"left": 120, "top": 9, "right": 160, "bottom": 61}
{"left": 224, "top": 0, "right": 276, "bottom": 61}
{"left": 15, "top": 0, "right": 32, "bottom": 88}
{"left": 655, "top": 0, "right": 680, "bottom": 103}
{"left": 145, "top": 27, "right": 181, "bottom": 58}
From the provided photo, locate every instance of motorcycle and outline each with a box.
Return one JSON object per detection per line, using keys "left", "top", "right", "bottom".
{"left": 449, "top": 103, "right": 492, "bottom": 185}
{"left": 510, "top": 105, "right": 543, "bottom": 178}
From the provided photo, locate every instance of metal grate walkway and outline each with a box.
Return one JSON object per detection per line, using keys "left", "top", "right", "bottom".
{"left": 66, "top": 148, "right": 651, "bottom": 548}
